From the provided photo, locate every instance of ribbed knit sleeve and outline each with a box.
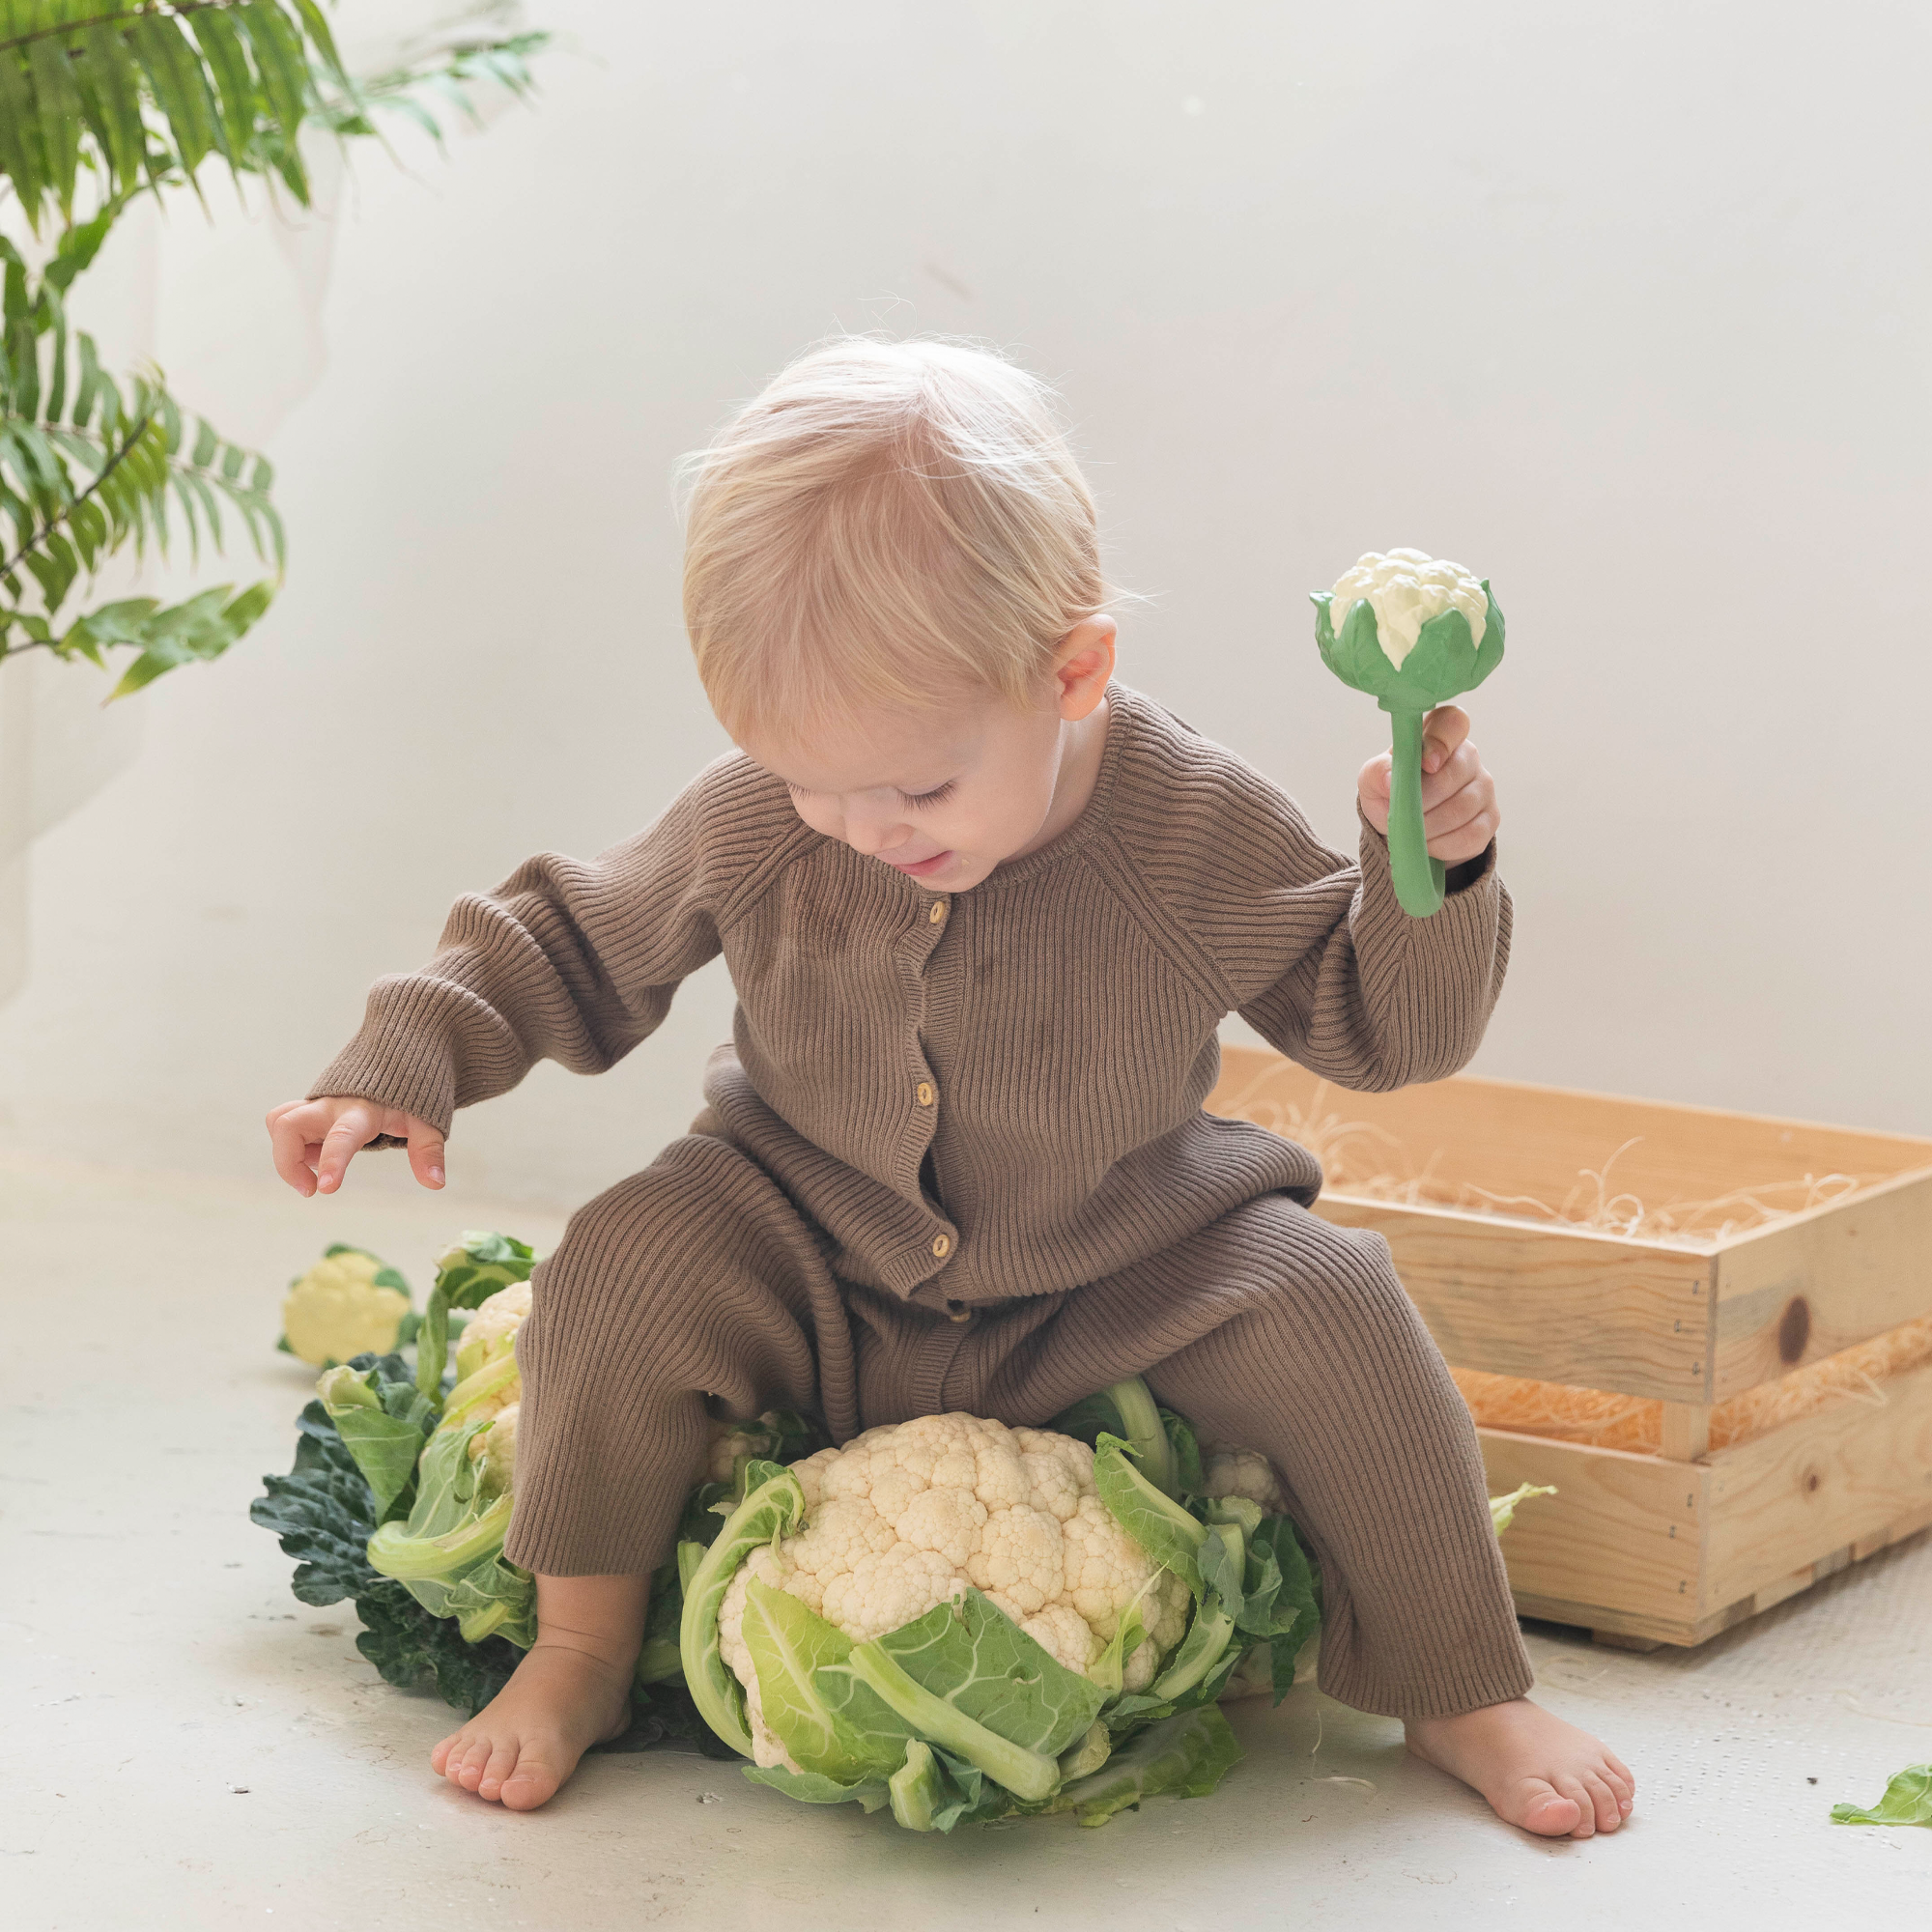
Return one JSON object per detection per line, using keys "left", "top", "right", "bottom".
{"left": 1107, "top": 702, "right": 1511, "bottom": 1093}
{"left": 308, "top": 754, "right": 810, "bottom": 1132}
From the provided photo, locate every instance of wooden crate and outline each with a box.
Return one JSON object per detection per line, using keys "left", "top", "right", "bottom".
{"left": 1207, "top": 1046, "right": 1932, "bottom": 1647}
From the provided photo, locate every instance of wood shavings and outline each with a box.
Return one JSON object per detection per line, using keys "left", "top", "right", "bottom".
{"left": 1236, "top": 1079, "right": 1870, "bottom": 1248}
{"left": 1455, "top": 1314, "right": 1932, "bottom": 1453}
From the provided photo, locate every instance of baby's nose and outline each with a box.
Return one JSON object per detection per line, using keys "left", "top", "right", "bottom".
{"left": 843, "top": 812, "right": 905, "bottom": 857}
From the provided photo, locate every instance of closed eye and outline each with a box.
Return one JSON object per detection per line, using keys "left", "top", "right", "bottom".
{"left": 900, "top": 781, "right": 956, "bottom": 809}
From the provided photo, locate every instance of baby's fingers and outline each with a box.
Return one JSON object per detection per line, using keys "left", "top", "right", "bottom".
{"left": 407, "top": 1122, "right": 447, "bottom": 1191}
{"left": 1421, "top": 705, "right": 1470, "bottom": 775}
{"left": 314, "top": 1102, "right": 380, "bottom": 1195}
{"left": 268, "top": 1099, "right": 331, "bottom": 1197}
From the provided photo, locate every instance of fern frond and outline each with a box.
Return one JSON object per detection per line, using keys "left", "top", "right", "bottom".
{"left": 0, "top": 5, "right": 552, "bottom": 228}
{"left": 1, "top": 234, "right": 281, "bottom": 690}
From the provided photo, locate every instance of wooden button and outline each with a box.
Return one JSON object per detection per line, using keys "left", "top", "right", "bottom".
{"left": 931, "top": 1233, "right": 952, "bottom": 1259}
{"left": 945, "top": 1299, "right": 973, "bottom": 1323}
{"left": 916, "top": 1081, "right": 935, "bottom": 1107}
{"left": 928, "top": 898, "right": 948, "bottom": 925}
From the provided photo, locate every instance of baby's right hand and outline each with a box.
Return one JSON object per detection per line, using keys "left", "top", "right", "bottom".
{"left": 267, "top": 1094, "right": 446, "bottom": 1198}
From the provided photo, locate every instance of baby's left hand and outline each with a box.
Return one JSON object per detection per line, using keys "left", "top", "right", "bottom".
{"left": 1356, "top": 704, "right": 1499, "bottom": 865}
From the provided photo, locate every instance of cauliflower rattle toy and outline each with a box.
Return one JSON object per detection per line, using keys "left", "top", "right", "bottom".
{"left": 1312, "top": 549, "right": 1505, "bottom": 918}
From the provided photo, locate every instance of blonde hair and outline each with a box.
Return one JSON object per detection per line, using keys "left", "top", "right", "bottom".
{"left": 679, "top": 335, "right": 1108, "bottom": 738}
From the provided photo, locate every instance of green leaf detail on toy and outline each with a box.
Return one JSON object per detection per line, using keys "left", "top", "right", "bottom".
{"left": 1311, "top": 549, "right": 1506, "bottom": 919}
{"left": 1831, "top": 1762, "right": 1932, "bottom": 1827}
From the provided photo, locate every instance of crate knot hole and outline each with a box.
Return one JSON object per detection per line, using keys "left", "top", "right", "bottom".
{"left": 1778, "top": 1296, "right": 1811, "bottom": 1365}
{"left": 1803, "top": 1464, "right": 1823, "bottom": 1496}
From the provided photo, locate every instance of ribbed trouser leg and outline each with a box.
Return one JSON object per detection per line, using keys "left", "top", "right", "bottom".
{"left": 956, "top": 1192, "right": 1534, "bottom": 1722}
{"left": 502, "top": 1135, "right": 858, "bottom": 1577}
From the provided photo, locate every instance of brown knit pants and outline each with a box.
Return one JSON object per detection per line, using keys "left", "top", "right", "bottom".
{"left": 504, "top": 1133, "right": 1534, "bottom": 1721}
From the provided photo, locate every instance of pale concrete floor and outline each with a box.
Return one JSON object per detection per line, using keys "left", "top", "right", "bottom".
{"left": 6, "top": 1147, "right": 1930, "bottom": 1932}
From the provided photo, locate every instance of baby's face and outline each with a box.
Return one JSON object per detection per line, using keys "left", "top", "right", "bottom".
{"left": 742, "top": 691, "right": 1081, "bottom": 894}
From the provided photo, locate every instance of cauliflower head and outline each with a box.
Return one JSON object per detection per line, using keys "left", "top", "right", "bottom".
{"left": 281, "top": 1247, "right": 410, "bottom": 1367}
{"left": 1201, "top": 1447, "right": 1286, "bottom": 1517}
{"left": 466, "top": 1400, "right": 519, "bottom": 1494}
{"left": 716, "top": 1411, "right": 1191, "bottom": 1771}
{"left": 1328, "top": 548, "right": 1488, "bottom": 668}
{"left": 455, "top": 1280, "right": 532, "bottom": 1380}
{"left": 444, "top": 1282, "right": 532, "bottom": 1425}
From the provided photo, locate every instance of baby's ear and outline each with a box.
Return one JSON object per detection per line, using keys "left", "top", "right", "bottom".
{"left": 1055, "top": 617, "right": 1117, "bottom": 717}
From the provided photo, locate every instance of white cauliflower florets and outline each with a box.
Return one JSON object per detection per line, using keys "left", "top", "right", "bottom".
{"left": 1202, "top": 1447, "right": 1286, "bottom": 1516}
{"left": 454, "top": 1281, "right": 532, "bottom": 1380}
{"left": 466, "top": 1401, "right": 519, "bottom": 1493}
{"left": 1328, "top": 548, "right": 1487, "bottom": 668}
{"left": 281, "top": 1249, "right": 410, "bottom": 1366}
{"left": 717, "top": 1412, "right": 1191, "bottom": 1770}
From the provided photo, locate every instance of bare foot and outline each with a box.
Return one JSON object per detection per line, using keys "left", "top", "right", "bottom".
{"left": 429, "top": 1642, "right": 631, "bottom": 1810}
{"left": 1406, "top": 1697, "right": 1635, "bottom": 1838}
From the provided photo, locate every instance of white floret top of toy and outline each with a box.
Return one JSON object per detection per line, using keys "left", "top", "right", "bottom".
{"left": 1328, "top": 548, "right": 1488, "bottom": 668}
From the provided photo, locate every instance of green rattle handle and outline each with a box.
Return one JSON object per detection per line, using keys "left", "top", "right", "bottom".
{"left": 1384, "top": 706, "right": 1445, "bottom": 919}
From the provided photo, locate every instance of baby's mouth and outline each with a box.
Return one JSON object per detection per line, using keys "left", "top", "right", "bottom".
{"left": 886, "top": 849, "right": 952, "bottom": 878}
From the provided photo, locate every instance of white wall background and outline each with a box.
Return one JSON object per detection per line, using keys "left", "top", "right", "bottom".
{"left": 2, "top": 0, "right": 1927, "bottom": 1211}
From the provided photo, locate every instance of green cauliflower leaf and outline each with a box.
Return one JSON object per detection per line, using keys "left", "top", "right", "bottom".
{"left": 1832, "top": 1763, "right": 1932, "bottom": 1828}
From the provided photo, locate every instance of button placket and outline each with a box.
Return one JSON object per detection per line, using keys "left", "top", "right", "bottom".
{"left": 905, "top": 890, "right": 957, "bottom": 1280}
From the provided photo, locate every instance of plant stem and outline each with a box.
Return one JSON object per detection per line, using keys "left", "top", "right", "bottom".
{"left": 1385, "top": 706, "right": 1445, "bottom": 919}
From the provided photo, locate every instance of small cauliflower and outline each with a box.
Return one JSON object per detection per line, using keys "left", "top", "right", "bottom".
{"left": 467, "top": 1400, "right": 519, "bottom": 1492}
{"left": 1326, "top": 548, "right": 1488, "bottom": 669}
{"left": 280, "top": 1246, "right": 411, "bottom": 1367}
{"left": 715, "top": 1412, "right": 1191, "bottom": 1771}
{"left": 440, "top": 1281, "right": 533, "bottom": 1430}
{"left": 454, "top": 1280, "right": 532, "bottom": 1380}
{"left": 1201, "top": 1446, "right": 1287, "bottom": 1516}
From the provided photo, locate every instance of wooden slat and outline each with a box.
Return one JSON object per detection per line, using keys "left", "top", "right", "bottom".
{"left": 1660, "top": 1403, "right": 1712, "bottom": 1462}
{"left": 1477, "top": 1430, "right": 1704, "bottom": 1627}
{"left": 1318, "top": 1196, "right": 1713, "bottom": 1401}
{"left": 1701, "top": 1359, "right": 1932, "bottom": 1610}
{"left": 1711, "top": 1167, "right": 1932, "bottom": 1401}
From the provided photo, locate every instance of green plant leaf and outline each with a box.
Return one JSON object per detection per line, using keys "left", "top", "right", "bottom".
{"left": 1490, "top": 1481, "right": 1557, "bottom": 1535}
{"left": 364, "top": 1416, "right": 534, "bottom": 1647}
{"left": 877, "top": 1587, "right": 1106, "bottom": 1761}
{"left": 742, "top": 1764, "right": 892, "bottom": 1813}
{"left": 678, "top": 1466, "right": 810, "bottom": 1758}
{"left": 841, "top": 1637, "right": 1062, "bottom": 1804}
{"left": 743, "top": 1577, "right": 915, "bottom": 1784}
{"left": 435, "top": 1229, "right": 539, "bottom": 1313}
{"left": 1092, "top": 1433, "right": 1207, "bottom": 1597}
{"left": 1831, "top": 1763, "right": 1932, "bottom": 1828}
{"left": 316, "top": 1361, "right": 438, "bottom": 1518}
{"left": 1052, "top": 1705, "right": 1243, "bottom": 1827}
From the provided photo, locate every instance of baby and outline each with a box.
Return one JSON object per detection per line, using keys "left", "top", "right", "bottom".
{"left": 268, "top": 336, "right": 1633, "bottom": 1836}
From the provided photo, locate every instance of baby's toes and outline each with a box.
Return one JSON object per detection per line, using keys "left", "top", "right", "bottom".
{"left": 1514, "top": 1777, "right": 1583, "bottom": 1837}
{"left": 429, "top": 1726, "right": 468, "bottom": 1776}
{"left": 454, "top": 1737, "right": 498, "bottom": 1792}
{"left": 1553, "top": 1774, "right": 1598, "bottom": 1838}
{"left": 475, "top": 1740, "right": 522, "bottom": 1803}
{"left": 1605, "top": 1754, "right": 1637, "bottom": 1808}
{"left": 499, "top": 1742, "right": 567, "bottom": 1812}
{"left": 1581, "top": 1770, "right": 1624, "bottom": 1833}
